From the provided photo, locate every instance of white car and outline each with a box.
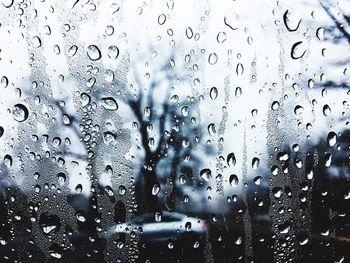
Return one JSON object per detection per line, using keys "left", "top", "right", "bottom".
{"left": 104, "top": 211, "right": 208, "bottom": 245}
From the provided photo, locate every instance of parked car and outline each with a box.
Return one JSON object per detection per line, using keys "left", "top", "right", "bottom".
{"left": 103, "top": 211, "right": 208, "bottom": 247}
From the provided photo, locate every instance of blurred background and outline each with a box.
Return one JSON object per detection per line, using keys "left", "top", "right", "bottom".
{"left": 0, "top": 0, "right": 350, "bottom": 262}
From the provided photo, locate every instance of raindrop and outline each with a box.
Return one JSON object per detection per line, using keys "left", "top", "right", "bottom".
{"left": 224, "top": 16, "right": 238, "bottom": 30}
{"left": 86, "top": 45, "right": 101, "bottom": 61}
{"left": 74, "top": 184, "right": 83, "bottom": 194}
{"left": 252, "top": 157, "right": 260, "bottom": 169}
{"left": 1, "top": 76, "right": 8, "bottom": 88}
{"left": 200, "top": 169, "right": 212, "bottom": 181}
{"left": 271, "top": 101, "right": 280, "bottom": 111}
{"left": 4, "top": 154, "right": 12, "bottom": 168}
{"left": 105, "top": 186, "right": 115, "bottom": 196}
{"left": 210, "top": 87, "right": 218, "bottom": 100}
{"left": 100, "top": 97, "right": 118, "bottom": 111}
{"left": 108, "top": 45, "right": 119, "bottom": 60}
{"left": 118, "top": 185, "right": 126, "bottom": 196}
{"left": 291, "top": 41, "right": 306, "bottom": 59}
{"left": 32, "top": 36, "right": 42, "bottom": 48}
{"left": 294, "top": 105, "right": 304, "bottom": 115}
{"left": 236, "top": 63, "right": 244, "bottom": 75}
{"left": 327, "top": 131, "right": 337, "bottom": 147}
{"left": 316, "top": 27, "right": 325, "bottom": 41}
{"left": 186, "top": 27, "right": 193, "bottom": 39}
{"left": 208, "top": 123, "right": 216, "bottom": 135}
{"left": 76, "top": 212, "right": 86, "bottom": 222}
{"left": 2, "top": 0, "right": 14, "bottom": 8}
{"left": 105, "top": 69, "right": 115, "bottom": 83}
{"left": 181, "top": 106, "right": 189, "bottom": 117}
{"left": 68, "top": 45, "right": 78, "bottom": 57}
{"left": 227, "top": 152, "right": 236, "bottom": 167}
{"left": 57, "top": 172, "right": 66, "bottom": 184}
{"left": 324, "top": 153, "right": 332, "bottom": 167}
{"left": 158, "top": 14, "right": 166, "bottom": 25}
{"left": 208, "top": 53, "right": 218, "bottom": 65}
{"left": 229, "top": 174, "right": 239, "bottom": 186}
{"left": 12, "top": 104, "right": 29, "bottom": 122}
{"left": 80, "top": 93, "right": 91, "bottom": 106}
{"left": 216, "top": 32, "right": 227, "bottom": 43}
{"left": 323, "top": 104, "right": 331, "bottom": 116}
{"left": 152, "top": 184, "right": 160, "bottom": 195}
{"left": 283, "top": 10, "right": 301, "bottom": 32}
{"left": 105, "top": 25, "right": 114, "bottom": 36}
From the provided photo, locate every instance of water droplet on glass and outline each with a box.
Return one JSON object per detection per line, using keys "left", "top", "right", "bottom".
{"left": 323, "top": 104, "right": 331, "bottom": 116}
{"left": 227, "top": 152, "right": 236, "bottom": 167}
{"left": 2, "top": 0, "right": 14, "bottom": 8}
{"left": 32, "top": 36, "right": 42, "bottom": 48}
{"left": 217, "top": 32, "right": 227, "bottom": 43}
{"left": 208, "top": 53, "right": 218, "bottom": 65}
{"left": 80, "top": 93, "right": 91, "bottom": 106}
{"left": 200, "top": 169, "right": 212, "bottom": 181}
{"left": 186, "top": 27, "right": 193, "bottom": 39}
{"left": 283, "top": 10, "right": 302, "bottom": 32}
{"left": 118, "top": 185, "right": 126, "bottom": 196}
{"left": 229, "top": 174, "right": 239, "bottom": 186}
{"left": 1, "top": 76, "right": 8, "bottom": 88}
{"left": 181, "top": 106, "right": 189, "bottom": 117}
{"left": 105, "top": 25, "right": 114, "bottom": 36}
{"left": 291, "top": 41, "right": 306, "bottom": 59}
{"left": 208, "top": 123, "right": 216, "bottom": 135}
{"left": 108, "top": 45, "right": 119, "bottom": 60}
{"left": 152, "top": 184, "right": 160, "bottom": 195}
{"left": 105, "top": 69, "right": 115, "bottom": 83}
{"left": 87, "top": 45, "right": 101, "bottom": 61}
{"left": 316, "top": 27, "right": 325, "bottom": 41}
{"left": 210, "top": 87, "right": 218, "bottom": 100}
{"left": 68, "top": 45, "right": 78, "bottom": 57}
{"left": 100, "top": 97, "right": 118, "bottom": 111}
{"left": 158, "top": 13, "right": 166, "bottom": 25}
{"left": 252, "top": 157, "right": 260, "bottom": 169}
{"left": 294, "top": 105, "right": 304, "bottom": 115}
{"left": 236, "top": 63, "right": 244, "bottom": 75}
{"left": 12, "top": 104, "right": 29, "bottom": 122}
{"left": 271, "top": 101, "right": 280, "bottom": 111}
{"left": 327, "top": 131, "right": 337, "bottom": 147}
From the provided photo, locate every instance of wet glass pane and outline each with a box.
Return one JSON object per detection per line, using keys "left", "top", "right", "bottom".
{"left": 0, "top": 0, "right": 350, "bottom": 262}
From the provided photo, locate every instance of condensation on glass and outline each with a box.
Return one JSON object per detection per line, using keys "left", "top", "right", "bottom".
{"left": 0, "top": 0, "right": 349, "bottom": 262}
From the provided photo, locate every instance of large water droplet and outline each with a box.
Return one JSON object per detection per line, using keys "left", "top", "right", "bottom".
{"left": 68, "top": 45, "right": 78, "bottom": 57}
{"left": 152, "top": 184, "right": 160, "bottom": 195}
{"left": 291, "top": 41, "right": 306, "bottom": 59}
{"left": 108, "top": 45, "right": 119, "bottom": 60}
{"left": 208, "top": 53, "right": 218, "bottom": 65}
{"left": 2, "top": 0, "right": 14, "bottom": 8}
{"left": 32, "top": 36, "right": 42, "bottom": 48}
{"left": 323, "top": 104, "right": 331, "bottom": 116}
{"left": 87, "top": 45, "right": 101, "bottom": 61}
{"left": 1, "top": 76, "right": 8, "bottom": 88}
{"left": 227, "top": 153, "right": 236, "bottom": 167}
{"left": 210, "top": 87, "right": 218, "bottom": 100}
{"left": 229, "top": 174, "right": 239, "bottom": 186}
{"left": 158, "top": 14, "right": 166, "bottom": 25}
{"left": 12, "top": 104, "right": 29, "bottom": 122}
{"left": 271, "top": 101, "right": 280, "bottom": 111}
{"left": 186, "top": 27, "right": 193, "bottom": 39}
{"left": 200, "top": 169, "right": 212, "bottom": 181}
{"left": 283, "top": 10, "right": 301, "bottom": 32}
{"left": 100, "top": 97, "right": 118, "bottom": 111}
{"left": 252, "top": 157, "right": 260, "bottom": 169}
{"left": 327, "top": 131, "right": 337, "bottom": 147}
